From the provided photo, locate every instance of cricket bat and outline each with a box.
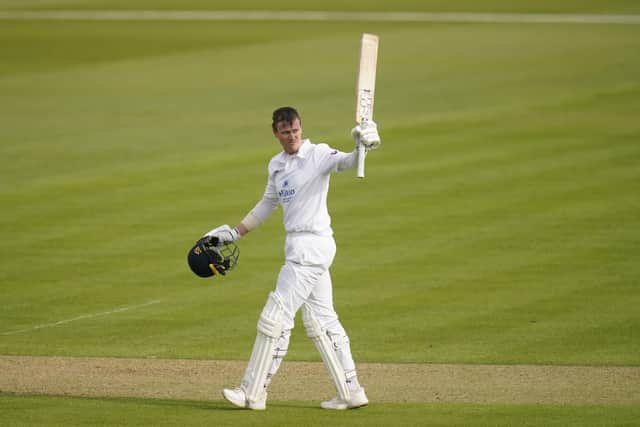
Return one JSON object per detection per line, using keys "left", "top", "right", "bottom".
{"left": 355, "top": 33, "right": 379, "bottom": 179}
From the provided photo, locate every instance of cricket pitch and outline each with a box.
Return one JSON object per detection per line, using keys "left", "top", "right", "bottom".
{"left": 1, "top": 356, "right": 638, "bottom": 406}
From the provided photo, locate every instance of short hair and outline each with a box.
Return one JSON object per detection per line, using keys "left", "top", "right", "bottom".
{"left": 272, "top": 106, "right": 301, "bottom": 131}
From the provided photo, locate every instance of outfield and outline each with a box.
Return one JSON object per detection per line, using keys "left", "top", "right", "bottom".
{"left": 1, "top": 1, "right": 639, "bottom": 426}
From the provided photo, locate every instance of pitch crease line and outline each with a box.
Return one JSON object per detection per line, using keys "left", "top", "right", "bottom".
{"left": 1, "top": 299, "right": 164, "bottom": 336}
{"left": 0, "top": 10, "right": 639, "bottom": 25}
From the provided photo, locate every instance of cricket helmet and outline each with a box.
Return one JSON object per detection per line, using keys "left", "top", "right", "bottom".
{"left": 187, "top": 236, "right": 240, "bottom": 278}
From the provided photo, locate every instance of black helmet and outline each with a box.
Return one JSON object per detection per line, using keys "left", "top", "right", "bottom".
{"left": 187, "top": 236, "right": 240, "bottom": 278}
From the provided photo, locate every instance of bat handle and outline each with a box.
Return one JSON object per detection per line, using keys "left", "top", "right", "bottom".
{"left": 357, "top": 143, "right": 366, "bottom": 178}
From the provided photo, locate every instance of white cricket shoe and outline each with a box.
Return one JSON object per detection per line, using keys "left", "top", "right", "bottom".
{"left": 321, "top": 387, "right": 369, "bottom": 410}
{"left": 222, "top": 387, "right": 267, "bottom": 410}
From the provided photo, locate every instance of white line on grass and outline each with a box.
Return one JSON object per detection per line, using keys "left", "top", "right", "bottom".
{"left": 1, "top": 299, "right": 164, "bottom": 336}
{"left": 0, "top": 10, "right": 639, "bottom": 25}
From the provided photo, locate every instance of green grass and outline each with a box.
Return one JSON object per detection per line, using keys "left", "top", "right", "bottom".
{"left": 1, "top": 17, "right": 638, "bottom": 365}
{"left": 2, "top": 394, "right": 640, "bottom": 427}
{"left": 2, "top": 0, "right": 640, "bottom": 14}
{"left": 1, "top": 1, "right": 639, "bottom": 425}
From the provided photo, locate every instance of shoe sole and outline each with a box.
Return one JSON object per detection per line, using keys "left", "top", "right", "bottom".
{"left": 348, "top": 401, "right": 369, "bottom": 409}
{"left": 321, "top": 400, "right": 369, "bottom": 410}
{"left": 222, "top": 389, "right": 266, "bottom": 410}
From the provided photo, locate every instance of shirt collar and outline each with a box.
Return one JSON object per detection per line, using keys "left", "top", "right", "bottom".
{"left": 275, "top": 139, "right": 311, "bottom": 164}
{"left": 296, "top": 139, "right": 311, "bottom": 159}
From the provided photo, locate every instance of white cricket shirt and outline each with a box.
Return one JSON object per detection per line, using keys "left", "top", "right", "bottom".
{"left": 249, "top": 139, "right": 357, "bottom": 236}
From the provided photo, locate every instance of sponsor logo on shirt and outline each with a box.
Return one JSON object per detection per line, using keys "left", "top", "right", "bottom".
{"left": 279, "top": 179, "right": 295, "bottom": 203}
{"left": 279, "top": 188, "right": 295, "bottom": 203}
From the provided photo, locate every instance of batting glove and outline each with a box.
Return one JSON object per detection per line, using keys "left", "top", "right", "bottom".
{"left": 204, "top": 224, "right": 240, "bottom": 246}
{"left": 351, "top": 120, "right": 381, "bottom": 150}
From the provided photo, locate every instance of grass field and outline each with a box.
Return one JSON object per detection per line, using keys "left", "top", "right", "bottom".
{"left": 4, "top": 394, "right": 640, "bottom": 427}
{"left": 1, "top": 1, "right": 639, "bottom": 425}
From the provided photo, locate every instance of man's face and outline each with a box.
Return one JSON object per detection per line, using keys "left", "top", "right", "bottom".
{"left": 273, "top": 118, "right": 303, "bottom": 155}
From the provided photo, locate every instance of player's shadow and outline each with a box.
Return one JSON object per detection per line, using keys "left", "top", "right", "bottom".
{"left": 135, "top": 398, "right": 320, "bottom": 411}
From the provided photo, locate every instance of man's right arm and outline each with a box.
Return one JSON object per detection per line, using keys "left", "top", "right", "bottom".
{"left": 206, "top": 173, "right": 279, "bottom": 243}
{"left": 236, "top": 183, "right": 279, "bottom": 236}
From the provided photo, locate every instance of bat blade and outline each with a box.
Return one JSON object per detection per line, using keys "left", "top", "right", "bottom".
{"left": 356, "top": 33, "right": 379, "bottom": 124}
{"left": 355, "top": 33, "right": 379, "bottom": 179}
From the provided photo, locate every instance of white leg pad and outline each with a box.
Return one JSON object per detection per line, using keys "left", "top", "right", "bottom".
{"left": 241, "top": 292, "right": 286, "bottom": 403}
{"left": 301, "top": 303, "right": 350, "bottom": 401}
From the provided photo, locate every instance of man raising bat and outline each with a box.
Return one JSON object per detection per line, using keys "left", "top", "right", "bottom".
{"left": 205, "top": 106, "right": 380, "bottom": 410}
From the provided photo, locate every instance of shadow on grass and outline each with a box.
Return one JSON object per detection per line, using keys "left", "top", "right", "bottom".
{"left": 2, "top": 392, "right": 355, "bottom": 413}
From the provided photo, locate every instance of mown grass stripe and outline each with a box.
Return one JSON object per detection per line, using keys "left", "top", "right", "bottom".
{"left": 1, "top": 10, "right": 640, "bottom": 25}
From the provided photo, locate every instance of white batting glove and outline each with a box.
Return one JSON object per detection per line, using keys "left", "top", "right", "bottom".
{"left": 351, "top": 120, "right": 381, "bottom": 150}
{"left": 204, "top": 224, "right": 240, "bottom": 246}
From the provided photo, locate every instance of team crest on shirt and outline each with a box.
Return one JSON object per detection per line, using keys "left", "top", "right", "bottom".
{"left": 278, "top": 179, "right": 296, "bottom": 203}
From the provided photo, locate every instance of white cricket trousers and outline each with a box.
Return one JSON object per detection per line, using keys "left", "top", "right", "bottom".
{"left": 273, "top": 233, "right": 354, "bottom": 368}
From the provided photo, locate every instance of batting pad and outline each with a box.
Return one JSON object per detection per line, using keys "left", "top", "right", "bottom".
{"left": 241, "top": 292, "right": 286, "bottom": 403}
{"left": 301, "top": 303, "right": 351, "bottom": 401}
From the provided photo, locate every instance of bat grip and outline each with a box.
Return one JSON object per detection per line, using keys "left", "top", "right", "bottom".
{"left": 357, "top": 143, "right": 366, "bottom": 178}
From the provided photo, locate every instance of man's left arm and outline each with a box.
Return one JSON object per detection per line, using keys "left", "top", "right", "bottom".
{"left": 331, "top": 121, "right": 381, "bottom": 172}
